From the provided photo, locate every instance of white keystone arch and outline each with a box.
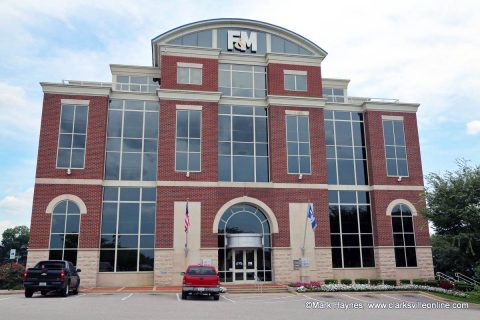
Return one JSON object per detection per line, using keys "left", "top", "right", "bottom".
{"left": 45, "top": 194, "right": 87, "bottom": 214}
{"left": 212, "top": 196, "right": 279, "bottom": 233}
{"left": 386, "top": 199, "right": 418, "bottom": 216}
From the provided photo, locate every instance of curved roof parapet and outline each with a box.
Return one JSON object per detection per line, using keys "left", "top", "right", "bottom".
{"left": 151, "top": 18, "right": 328, "bottom": 66}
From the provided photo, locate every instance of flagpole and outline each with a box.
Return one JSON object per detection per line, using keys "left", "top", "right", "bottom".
{"left": 301, "top": 201, "right": 310, "bottom": 257}
{"left": 185, "top": 199, "right": 189, "bottom": 257}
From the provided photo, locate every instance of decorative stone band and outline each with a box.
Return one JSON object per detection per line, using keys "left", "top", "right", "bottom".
{"left": 35, "top": 178, "right": 424, "bottom": 191}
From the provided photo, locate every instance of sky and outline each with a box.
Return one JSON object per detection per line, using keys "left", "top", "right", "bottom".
{"left": 0, "top": 0, "right": 479, "bottom": 238}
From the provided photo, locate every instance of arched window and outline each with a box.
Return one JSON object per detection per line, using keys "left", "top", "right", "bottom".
{"left": 217, "top": 204, "right": 272, "bottom": 283}
{"left": 49, "top": 200, "right": 81, "bottom": 265}
{"left": 391, "top": 204, "right": 417, "bottom": 267}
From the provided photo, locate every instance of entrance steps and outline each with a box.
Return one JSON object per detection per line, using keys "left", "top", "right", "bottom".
{"left": 223, "top": 284, "right": 290, "bottom": 294}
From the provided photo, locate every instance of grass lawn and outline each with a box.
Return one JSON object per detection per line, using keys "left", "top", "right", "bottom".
{"left": 428, "top": 290, "right": 480, "bottom": 305}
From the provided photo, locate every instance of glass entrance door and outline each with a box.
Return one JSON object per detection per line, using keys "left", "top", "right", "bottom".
{"left": 232, "top": 249, "right": 257, "bottom": 282}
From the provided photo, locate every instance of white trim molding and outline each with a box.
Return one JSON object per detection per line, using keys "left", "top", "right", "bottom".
{"left": 36, "top": 178, "right": 103, "bottom": 185}
{"left": 386, "top": 199, "right": 418, "bottom": 216}
{"left": 157, "top": 89, "right": 221, "bottom": 102}
{"left": 283, "top": 69, "right": 307, "bottom": 75}
{"left": 382, "top": 115, "right": 404, "bottom": 121}
{"left": 40, "top": 83, "right": 111, "bottom": 96}
{"left": 46, "top": 194, "right": 87, "bottom": 214}
{"left": 177, "top": 62, "right": 203, "bottom": 68}
{"left": 267, "top": 95, "right": 325, "bottom": 108}
{"left": 285, "top": 110, "right": 309, "bottom": 116}
{"left": 212, "top": 196, "right": 279, "bottom": 233}
{"left": 176, "top": 104, "right": 203, "bottom": 110}
{"left": 60, "top": 99, "right": 90, "bottom": 105}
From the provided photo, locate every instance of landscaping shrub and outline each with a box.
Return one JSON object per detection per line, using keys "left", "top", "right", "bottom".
{"left": 369, "top": 279, "right": 383, "bottom": 286}
{"left": 324, "top": 279, "right": 337, "bottom": 284}
{"left": 399, "top": 279, "right": 411, "bottom": 285}
{"left": 0, "top": 263, "right": 25, "bottom": 290}
{"left": 425, "top": 279, "right": 439, "bottom": 287}
{"left": 354, "top": 278, "right": 368, "bottom": 284}
{"left": 383, "top": 279, "right": 397, "bottom": 286}
{"left": 309, "top": 281, "right": 322, "bottom": 288}
{"left": 439, "top": 280, "right": 454, "bottom": 290}
{"left": 412, "top": 279, "right": 426, "bottom": 286}
{"left": 454, "top": 281, "right": 474, "bottom": 292}
{"left": 289, "top": 281, "right": 308, "bottom": 287}
{"left": 340, "top": 279, "right": 352, "bottom": 285}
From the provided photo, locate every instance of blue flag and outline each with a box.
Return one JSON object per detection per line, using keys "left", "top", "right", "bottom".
{"left": 307, "top": 204, "right": 317, "bottom": 230}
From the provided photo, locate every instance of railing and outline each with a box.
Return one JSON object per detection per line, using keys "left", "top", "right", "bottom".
{"left": 62, "top": 80, "right": 112, "bottom": 87}
{"left": 325, "top": 96, "right": 400, "bottom": 105}
{"left": 455, "top": 272, "right": 480, "bottom": 286}
{"left": 436, "top": 272, "right": 457, "bottom": 283}
{"left": 113, "top": 82, "right": 159, "bottom": 93}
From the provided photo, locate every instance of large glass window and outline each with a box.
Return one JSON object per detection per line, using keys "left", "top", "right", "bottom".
{"left": 219, "top": 64, "right": 266, "bottom": 98}
{"left": 56, "top": 104, "right": 88, "bottom": 169}
{"left": 167, "top": 30, "right": 212, "bottom": 48}
{"left": 284, "top": 73, "right": 307, "bottom": 91}
{"left": 286, "top": 115, "right": 311, "bottom": 174}
{"left": 99, "top": 187, "right": 156, "bottom": 272}
{"left": 271, "top": 35, "right": 312, "bottom": 55}
{"left": 391, "top": 204, "right": 417, "bottom": 267}
{"left": 49, "top": 200, "right": 81, "bottom": 265}
{"left": 105, "top": 100, "right": 159, "bottom": 181}
{"left": 324, "top": 110, "right": 368, "bottom": 185}
{"left": 176, "top": 109, "right": 201, "bottom": 172}
{"left": 329, "top": 191, "right": 375, "bottom": 268}
{"left": 323, "top": 88, "right": 345, "bottom": 103}
{"left": 218, "top": 105, "right": 269, "bottom": 182}
{"left": 383, "top": 119, "right": 408, "bottom": 177}
{"left": 177, "top": 65, "right": 202, "bottom": 85}
{"left": 115, "top": 75, "right": 159, "bottom": 93}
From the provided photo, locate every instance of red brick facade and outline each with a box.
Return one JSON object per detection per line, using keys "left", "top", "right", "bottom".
{"left": 267, "top": 63, "right": 323, "bottom": 97}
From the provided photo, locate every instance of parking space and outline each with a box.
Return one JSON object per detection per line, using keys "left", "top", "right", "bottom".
{"left": 0, "top": 291, "right": 477, "bottom": 319}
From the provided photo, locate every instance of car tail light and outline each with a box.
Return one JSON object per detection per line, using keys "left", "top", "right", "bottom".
{"left": 60, "top": 269, "right": 65, "bottom": 281}
{"left": 24, "top": 270, "right": 28, "bottom": 281}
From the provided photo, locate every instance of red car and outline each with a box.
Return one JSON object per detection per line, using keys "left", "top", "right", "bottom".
{"left": 181, "top": 264, "right": 220, "bottom": 300}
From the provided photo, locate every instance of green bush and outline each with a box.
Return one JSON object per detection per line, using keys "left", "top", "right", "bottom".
{"left": 0, "top": 263, "right": 25, "bottom": 290}
{"left": 400, "top": 279, "right": 411, "bottom": 285}
{"left": 324, "top": 279, "right": 338, "bottom": 284}
{"left": 355, "top": 278, "right": 368, "bottom": 284}
{"left": 370, "top": 279, "right": 383, "bottom": 286}
{"left": 425, "top": 279, "right": 439, "bottom": 287}
{"left": 340, "top": 279, "right": 352, "bottom": 285}
{"left": 384, "top": 279, "right": 397, "bottom": 286}
{"left": 454, "top": 281, "right": 474, "bottom": 292}
{"left": 412, "top": 279, "right": 426, "bottom": 286}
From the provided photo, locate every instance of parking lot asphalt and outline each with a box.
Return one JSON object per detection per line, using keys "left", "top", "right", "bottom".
{"left": 0, "top": 291, "right": 478, "bottom": 320}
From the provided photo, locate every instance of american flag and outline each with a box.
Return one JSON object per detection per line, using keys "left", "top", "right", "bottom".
{"left": 184, "top": 201, "right": 190, "bottom": 232}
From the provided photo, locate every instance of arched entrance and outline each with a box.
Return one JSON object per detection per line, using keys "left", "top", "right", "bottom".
{"left": 217, "top": 203, "right": 272, "bottom": 283}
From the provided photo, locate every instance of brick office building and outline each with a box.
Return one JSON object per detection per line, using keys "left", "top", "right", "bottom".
{"left": 28, "top": 19, "right": 434, "bottom": 287}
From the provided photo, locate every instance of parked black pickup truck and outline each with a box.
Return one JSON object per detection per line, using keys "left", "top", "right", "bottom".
{"left": 23, "top": 260, "right": 81, "bottom": 297}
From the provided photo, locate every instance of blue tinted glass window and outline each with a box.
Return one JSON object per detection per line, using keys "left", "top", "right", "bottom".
{"left": 383, "top": 119, "right": 408, "bottom": 177}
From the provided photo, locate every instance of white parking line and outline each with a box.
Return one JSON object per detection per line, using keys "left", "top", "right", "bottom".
{"left": 176, "top": 293, "right": 181, "bottom": 302}
{"left": 121, "top": 293, "right": 133, "bottom": 301}
{"left": 342, "top": 294, "right": 370, "bottom": 303}
{"left": 221, "top": 295, "right": 235, "bottom": 303}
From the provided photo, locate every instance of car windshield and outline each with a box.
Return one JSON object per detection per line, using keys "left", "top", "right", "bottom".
{"left": 34, "top": 262, "right": 65, "bottom": 270}
{"left": 187, "top": 266, "right": 216, "bottom": 275}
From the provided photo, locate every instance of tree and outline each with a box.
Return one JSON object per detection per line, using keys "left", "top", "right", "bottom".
{"left": 423, "top": 160, "right": 480, "bottom": 277}
{"left": 1, "top": 226, "right": 29, "bottom": 261}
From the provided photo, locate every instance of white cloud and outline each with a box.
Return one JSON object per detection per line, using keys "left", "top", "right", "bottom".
{"left": 0, "top": 82, "right": 41, "bottom": 140}
{"left": 466, "top": 120, "right": 480, "bottom": 135}
{"left": 0, "top": 188, "right": 34, "bottom": 220}
{"left": 0, "top": 220, "right": 16, "bottom": 242}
